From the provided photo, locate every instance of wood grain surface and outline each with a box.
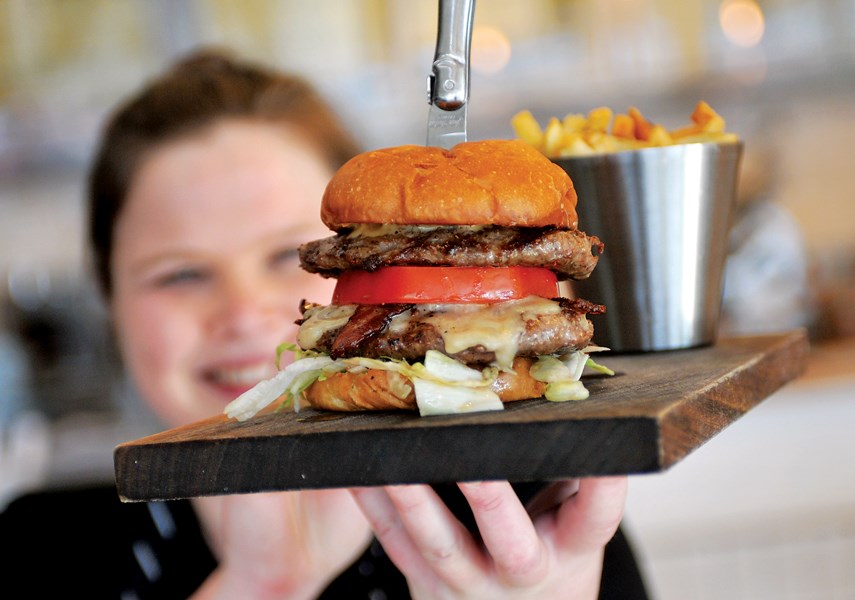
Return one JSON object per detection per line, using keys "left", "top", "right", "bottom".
{"left": 114, "top": 331, "right": 809, "bottom": 501}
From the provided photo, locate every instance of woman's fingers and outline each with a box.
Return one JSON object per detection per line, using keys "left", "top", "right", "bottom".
{"left": 457, "top": 481, "right": 549, "bottom": 588}
{"left": 349, "top": 486, "right": 431, "bottom": 584}
{"left": 352, "top": 485, "right": 487, "bottom": 595}
{"left": 525, "top": 480, "right": 581, "bottom": 520}
{"left": 355, "top": 483, "right": 549, "bottom": 593}
{"left": 386, "top": 485, "right": 489, "bottom": 589}
{"left": 554, "top": 476, "right": 628, "bottom": 553}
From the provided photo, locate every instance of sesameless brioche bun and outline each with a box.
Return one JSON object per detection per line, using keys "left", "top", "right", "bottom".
{"left": 303, "top": 357, "right": 548, "bottom": 412}
{"left": 320, "top": 139, "right": 579, "bottom": 231}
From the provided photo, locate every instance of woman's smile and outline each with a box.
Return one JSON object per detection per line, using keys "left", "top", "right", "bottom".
{"left": 201, "top": 357, "right": 278, "bottom": 397}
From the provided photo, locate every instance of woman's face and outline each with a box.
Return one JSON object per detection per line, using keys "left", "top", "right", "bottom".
{"left": 111, "top": 120, "right": 336, "bottom": 427}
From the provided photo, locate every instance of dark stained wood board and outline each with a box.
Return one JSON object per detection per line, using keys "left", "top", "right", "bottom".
{"left": 114, "top": 331, "right": 809, "bottom": 501}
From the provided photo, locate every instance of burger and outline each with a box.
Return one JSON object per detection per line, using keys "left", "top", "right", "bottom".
{"left": 225, "top": 139, "right": 609, "bottom": 421}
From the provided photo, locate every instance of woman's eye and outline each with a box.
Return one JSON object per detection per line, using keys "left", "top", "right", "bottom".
{"left": 156, "top": 268, "right": 208, "bottom": 287}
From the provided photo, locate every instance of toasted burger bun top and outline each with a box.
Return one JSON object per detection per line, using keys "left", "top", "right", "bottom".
{"left": 320, "top": 139, "right": 579, "bottom": 231}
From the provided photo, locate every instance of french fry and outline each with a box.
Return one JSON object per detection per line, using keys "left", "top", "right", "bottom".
{"left": 691, "top": 100, "right": 726, "bottom": 133}
{"left": 542, "top": 117, "right": 565, "bottom": 156}
{"left": 586, "top": 131, "right": 619, "bottom": 153}
{"left": 562, "top": 113, "right": 587, "bottom": 134}
{"left": 677, "top": 131, "right": 740, "bottom": 144}
{"left": 701, "top": 115, "right": 725, "bottom": 133}
{"left": 691, "top": 101, "right": 717, "bottom": 126}
{"left": 647, "top": 124, "right": 673, "bottom": 146}
{"left": 628, "top": 107, "right": 653, "bottom": 142}
{"left": 511, "top": 110, "right": 544, "bottom": 149}
{"left": 511, "top": 102, "right": 737, "bottom": 158}
{"left": 586, "top": 107, "right": 613, "bottom": 133}
{"left": 612, "top": 114, "right": 635, "bottom": 139}
{"left": 557, "top": 133, "right": 594, "bottom": 157}
{"left": 670, "top": 124, "right": 703, "bottom": 139}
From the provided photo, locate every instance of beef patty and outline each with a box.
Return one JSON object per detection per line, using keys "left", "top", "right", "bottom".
{"left": 297, "top": 296, "right": 605, "bottom": 366}
{"left": 299, "top": 225, "right": 603, "bottom": 281}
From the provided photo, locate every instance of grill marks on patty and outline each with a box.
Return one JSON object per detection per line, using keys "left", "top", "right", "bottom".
{"left": 299, "top": 297, "right": 604, "bottom": 365}
{"left": 298, "top": 226, "right": 603, "bottom": 280}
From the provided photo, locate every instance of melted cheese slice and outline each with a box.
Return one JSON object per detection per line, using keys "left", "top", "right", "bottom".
{"left": 297, "top": 304, "right": 357, "bottom": 349}
{"left": 420, "top": 296, "right": 562, "bottom": 369}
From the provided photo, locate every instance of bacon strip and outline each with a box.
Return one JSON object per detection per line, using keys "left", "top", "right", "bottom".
{"left": 329, "top": 304, "right": 413, "bottom": 359}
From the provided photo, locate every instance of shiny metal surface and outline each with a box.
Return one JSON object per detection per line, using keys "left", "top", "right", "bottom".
{"left": 426, "top": 103, "right": 468, "bottom": 149}
{"left": 554, "top": 141, "right": 744, "bottom": 353}
{"left": 426, "top": 0, "right": 474, "bottom": 148}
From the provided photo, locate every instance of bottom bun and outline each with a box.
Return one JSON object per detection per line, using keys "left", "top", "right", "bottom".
{"left": 303, "top": 357, "right": 547, "bottom": 412}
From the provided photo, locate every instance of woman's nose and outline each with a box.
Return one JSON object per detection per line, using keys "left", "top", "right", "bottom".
{"left": 212, "top": 274, "right": 282, "bottom": 338}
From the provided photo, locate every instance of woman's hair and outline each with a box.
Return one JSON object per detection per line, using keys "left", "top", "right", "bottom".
{"left": 88, "top": 48, "right": 361, "bottom": 296}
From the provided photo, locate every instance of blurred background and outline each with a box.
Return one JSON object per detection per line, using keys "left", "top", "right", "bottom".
{"left": 1, "top": 1, "right": 853, "bottom": 598}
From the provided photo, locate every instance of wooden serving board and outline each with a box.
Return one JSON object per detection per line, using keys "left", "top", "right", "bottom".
{"left": 115, "top": 331, "right": 808, "bottom": 502}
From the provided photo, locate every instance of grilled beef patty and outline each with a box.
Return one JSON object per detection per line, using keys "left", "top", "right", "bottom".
{"left": 298, "top": 297, "right": 605, "bottom": 365}
{"left": 299, "top": 226, "right": 603, "bottom": 281}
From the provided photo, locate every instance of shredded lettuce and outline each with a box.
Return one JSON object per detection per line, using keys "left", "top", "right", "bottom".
{"left": 544, "top": 380, "right": 590, "bottom": 402}
{"left": 275, "top": 341, "right": 322, "bottom": 369}
{"left": 560, "top": 352, "right": 588, "bottom": 380}
{"left": 423, "top": 350, "right": 483, "bottom": 381}
{"left": 224, "top": 355, "right": 339, "bottom": 421}
{"left": 531, "top": 352, "right": 588, "bottom": 383}
{"left": 274, "top": 342, "right": 291, "bottom": 369}
{"left": 412, "top": 351, "right": 502, "bottom": 416}
{"left": 225, "top": 345, "right": 614, "bottom": 421}
{"left": 585, "top": 356, "right": 615, "bottom": 376}
{"left": 530, "top": 355, "right": 576, "bottom": 382}
{"left": 339, "top": 353, "right": 493, "bottom": 389}
{"left": 413, "top": 378, "right": 503, "bottom": 416}
{"left": 528, "top": 350, "right": 613, "bottom": 403}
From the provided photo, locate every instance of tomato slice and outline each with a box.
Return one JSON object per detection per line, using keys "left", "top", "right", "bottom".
{"left": 331, "top": 266, "right": 559, "bottom": 304}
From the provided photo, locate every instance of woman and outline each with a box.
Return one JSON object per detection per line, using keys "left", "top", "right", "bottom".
{"left": 2, "top": 50, "right": 646, "bottom": 599}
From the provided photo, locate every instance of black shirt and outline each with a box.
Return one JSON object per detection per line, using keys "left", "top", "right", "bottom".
{"left": 1, "top": 484, "right": 647, "bottom": 599}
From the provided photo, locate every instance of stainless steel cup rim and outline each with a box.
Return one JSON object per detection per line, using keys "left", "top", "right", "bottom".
{"left": 551, "top": 139, "right": 743, "bottom": 168}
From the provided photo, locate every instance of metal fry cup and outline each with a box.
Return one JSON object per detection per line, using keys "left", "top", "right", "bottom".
{"left": 554, "top": 141, "right": 744, "bottom": 353}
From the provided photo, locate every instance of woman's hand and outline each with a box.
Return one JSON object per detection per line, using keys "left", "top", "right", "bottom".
{"left": 192, "top": 489, "right": 372, "bottom": 600}
{"left": 352, "top": 477, "right": 627, "bottom": 599}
